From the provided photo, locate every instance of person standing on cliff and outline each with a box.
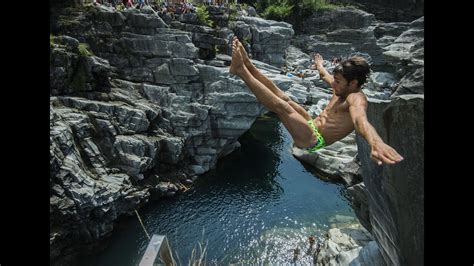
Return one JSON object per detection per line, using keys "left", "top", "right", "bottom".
{"left": 229, "top": 37, "right": 403, "bottom": 165}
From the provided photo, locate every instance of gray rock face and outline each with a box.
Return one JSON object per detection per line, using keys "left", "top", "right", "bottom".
{"left": 50, "top": 6, "right": 296, "bottom": 261}
{"left": 230, "top": 16, "right": 294, "bottom": 67}
{"left": 382, "top": 17, "right": 424, "bottom": 96}
{"left": 355, "top": 95, "right": 424, "bottom": 266}
{"left": 50, "top": 39, "right": 113, "bottom": 95}
{"left": 328, "top": 28, "right": 384, "bottom": 66}
{"left": 50, "top": 104, "right": 150, "bottom": 258}
{"left": 92, "top": 6, "right": 168, "bottom": 35}
{"left": 292, "top": 8, "right": 387, "bottom": 70}
{"left": 315, "top": 224, "right": 385, "bottom": 266}
{"left": 292, "top": 34, "right": 355, "bottom": 63}
{"left": 353, "top": 240, "right": 387, "bottom": 266}
{"left": 292, "top": 11, "right": 423, "bottom": 76}
{"left": 373, "top": 22, "right": 410, "bottom": 39}
{"left": 300, "top": 7, "right": 376, "bottom": 35}
{"left": 331, "top": 0, "right": 423, "bottom": 22}
{"left": 284, "top": 45, "right": 312, "bottom": 70}
{"left": 347, "top": 183, "right": 371, "bottom": 233}
{"left": 170, "top": 21, "right": 229, "bottom": 60}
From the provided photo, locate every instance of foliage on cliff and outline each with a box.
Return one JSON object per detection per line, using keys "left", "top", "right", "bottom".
{"left": 257, "top": 0, "right": 339, "bottom": 27}
{"left": 197, "top": 5, "right": 214, "bottom": 27}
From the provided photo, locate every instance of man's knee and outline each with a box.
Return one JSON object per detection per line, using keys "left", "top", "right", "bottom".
{"left": 288, "top": 101, "right": 310, "bottom": 120}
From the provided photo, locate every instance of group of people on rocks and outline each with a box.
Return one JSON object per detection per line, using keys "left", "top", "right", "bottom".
{"left": 91, "top": 0, "right": 242, "bottom": 21}
{"left": 280, "top": 54, "right": 345, "bottom": 82}
{"left": 158, "top": 2, "right": 197, "bottom": 17}
{"left": 92, "top": 0, "right": 234, "bottom": 11}
{"left": 92, "top": 0, "right": 198, "bottom": 13}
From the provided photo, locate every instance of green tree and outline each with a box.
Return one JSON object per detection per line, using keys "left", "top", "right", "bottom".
{"left": 196, "top": 4, "right": 214, "bottom": 27}
{"left": 257, "top": 0, "right": 338, "bottom": 29}
{"left": 262, "top": 1, "right": 293, "bottom": 21}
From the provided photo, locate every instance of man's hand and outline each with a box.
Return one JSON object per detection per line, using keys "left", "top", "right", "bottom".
{"left": 312, "top": 53, "right": 324, "bottom": 70}
{"left": 370, "top": 141, "right": 404, "bottom": 165}
{"left": 311, "top": 53, "right": 334, "bottom": 84}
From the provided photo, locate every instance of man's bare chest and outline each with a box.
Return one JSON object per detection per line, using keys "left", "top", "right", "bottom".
{"left": 327, "top": 101, "right": 349, "bottom": 116}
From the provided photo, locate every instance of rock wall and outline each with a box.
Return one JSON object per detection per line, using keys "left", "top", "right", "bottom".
{"left": 50, "top": 5, "right": 290, "bottom": 262}
{"left": 383, "top": 17, "right": 424, "bottom": 96}
{"left": 356, "top": 95, "right": 424, "bottom": 265}
{"left": 231, "top": 16, "right": 294, "bottom": 67}
{"left": 293, "top": 7, "right": 387, "bottom": 70}
{"left": 315, "top": 224, "right": 386, "bottom": 265}
{"left": 331, "top": 0, "right": 424, "bottom": 22}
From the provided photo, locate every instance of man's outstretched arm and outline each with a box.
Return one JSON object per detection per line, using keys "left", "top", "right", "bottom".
{"left": 347, "top": 94, "right": 404, "bottom": 165}
{"left": 313, "top": 53, "right": 334, "bottom": 87}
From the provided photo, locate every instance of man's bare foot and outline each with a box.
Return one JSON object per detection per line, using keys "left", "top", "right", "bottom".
{"left": 229, "top": 37, "right": 245, "bottom": 76}
{"left": 233, "top": 36, "right": 252, "bottom": 69}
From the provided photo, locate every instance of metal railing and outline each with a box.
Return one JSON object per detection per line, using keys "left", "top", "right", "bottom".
{"left": 139, "top": 234, "right": 175, "bottom": 266}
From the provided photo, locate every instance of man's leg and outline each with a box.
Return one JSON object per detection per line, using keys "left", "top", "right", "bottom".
{"left": 230, "top": 41, "right": 316, "bottom": 148}
{"left": 288, "top": 101, "right": 312, "bottom": 121}
{"left": 235, "top": 37, "right": 291, "bottom": 101}
{"left": 234, "top": 37, "right": 312, "bottom": 121}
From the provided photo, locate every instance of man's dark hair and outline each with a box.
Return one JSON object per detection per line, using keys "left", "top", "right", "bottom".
{"left": 333, "top": 56, "right": 371, "bottom": 88}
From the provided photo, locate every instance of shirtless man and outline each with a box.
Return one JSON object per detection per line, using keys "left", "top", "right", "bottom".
{"left": 229, "top": 37, "right": 403, "bottom": 165}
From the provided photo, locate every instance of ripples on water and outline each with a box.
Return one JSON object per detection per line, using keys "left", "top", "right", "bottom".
{"left": 79, "top": 114, "right": 356, "bottom": 266}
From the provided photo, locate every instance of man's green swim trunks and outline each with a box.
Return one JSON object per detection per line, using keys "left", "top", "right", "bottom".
{"left": 306, "top": 119, "right": 326, "bottom": 153}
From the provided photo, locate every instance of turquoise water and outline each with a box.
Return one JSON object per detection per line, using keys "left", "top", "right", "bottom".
{"left": 78, "top": 114, "right": 356, "bottom": 265}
